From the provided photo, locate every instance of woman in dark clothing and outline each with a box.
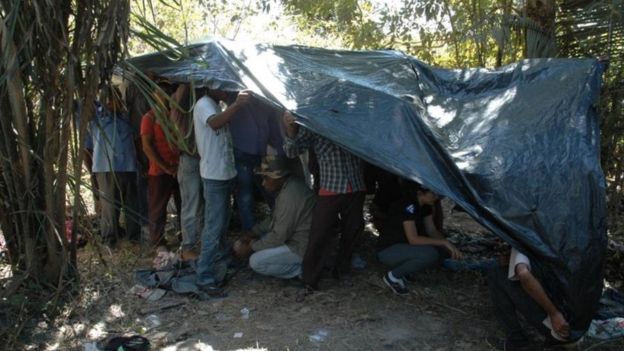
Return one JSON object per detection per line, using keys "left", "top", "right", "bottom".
{"left": 377, "top": 180, "right": 463, "bottom": 295}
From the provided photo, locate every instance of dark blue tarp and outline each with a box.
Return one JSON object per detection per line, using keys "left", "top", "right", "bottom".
{"left": 126, "top": 40, "right": 607, "bottom": 337}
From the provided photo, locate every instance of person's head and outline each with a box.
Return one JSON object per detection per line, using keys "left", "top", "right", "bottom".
{"left": 418, "top": 187, "right": 440, "bottom": 205}
{"left": 100, "top": 85, "right": 123, "bottom": 113}
{"left": 207, "top": 88, "right": 230, "bottom": 103}
{"left": 256, "top": 156, "right": 291, "bottom": 193}
{"left": 402, "top": 180, "right": 440, "bottom": 206}
{"left": 194, "top": 87, "right": 209, "bottom": 99}
{"left": 152, "top": 81, "right": 174, "bottom": 110}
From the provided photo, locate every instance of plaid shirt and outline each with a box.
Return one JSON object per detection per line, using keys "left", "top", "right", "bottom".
{"left": 284, "top": 128, "right": 365, "bottom": 194}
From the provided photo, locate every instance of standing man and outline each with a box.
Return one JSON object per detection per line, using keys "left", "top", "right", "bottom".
{"left": 230, "top": 97, "right": 284, "bottom": 230}
{"left": 283, "top": 111, "right": 366, "bottom": 292}
{"left": 233, "top": 156, "right": 315, "bottom": 279}
{"left": 170, "top": 84, "right": 203, "bottom": 260}
{"left": 140, "top": 85, "right": 181, "bottom": 247}
{"left": 193, "top": 88, "right": 250, "bottom": 295}
{"left": 125, "top": 76, "right": 153, "bottom": 240}
{"left": 89, "top": 86, "right": 140, "bottom": 245}
{"left": 487, "top": 248, "right": 573, "bottom": 351}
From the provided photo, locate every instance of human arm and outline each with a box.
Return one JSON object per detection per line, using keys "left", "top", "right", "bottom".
{"left": 282, "top": 111, "right": 314, "bottom": 157}
{"left": 169, "top": 84, "right": 189, "bottom": 126}
{"left": 252, "top": 217, "right": 271, "bottom": 237}
{"left": 283, "top": 110, "right": 299, "bottom": 138}
{"left": 423, "top": 215, "right": 446, "bottom": 240}
{"left": 251, "top": 187, "right": 298, "bottom": 252}
{"left": 233, "top": 236, "right": 254, "bottom": 258}
{"left": 141, "top": 132, "right": 176, "bottom": 176}
{"left": 403, "top": 218, "right": 463, "bottom": 259}
{"left": 83, "top": 149, "right": 94, "bottom": 172}
{"left": 233, "top": 226, "right": 262, "bottom": 258}
{"left": 515, "top": 263, "right": 570, "bottom": 338}
{"left": 207, "top": 90, "right": 251, "bottom": 130}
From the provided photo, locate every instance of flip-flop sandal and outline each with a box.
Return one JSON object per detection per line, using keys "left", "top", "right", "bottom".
{"left": 96, "top": 335, "right": 150, "bottom": 351}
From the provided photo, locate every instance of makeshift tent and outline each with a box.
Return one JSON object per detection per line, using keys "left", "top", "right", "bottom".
{"left": 125, "top": 40, "right": 607, "bottom": 337}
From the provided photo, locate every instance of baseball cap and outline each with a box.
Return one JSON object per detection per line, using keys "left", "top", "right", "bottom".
{"left": 255, "top": 156, "right": 291, "bottom": 179}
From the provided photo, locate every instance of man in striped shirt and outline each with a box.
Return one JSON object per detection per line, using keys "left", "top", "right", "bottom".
{"left": 283, "top": 111, "right": 365, "bottom": 292}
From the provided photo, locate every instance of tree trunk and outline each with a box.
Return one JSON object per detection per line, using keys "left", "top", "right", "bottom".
{"left": 525, "top": 0, "right": 557, "bottom": 58}
{"left": 0, "top": 0, "right": 131, "bottom": 290}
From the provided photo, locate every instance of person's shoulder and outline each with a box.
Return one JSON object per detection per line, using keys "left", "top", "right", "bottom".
{"left": 140, "top": 110, "right": 155, "bottom": 133}
{"left": 393, "top": 197, "right": 417, "bottom": 215}
{"left": 508, "top": 248, "right": 531, "bottom": 280}
{"left": 197, "top": 95, "right": 217, "bottom": 106}
{"left": 510, "top": 248, "right": 530, "bottom": 265}
{"left": 288, "top": 177, "right": 313, "bottom": 192}
{"left": 141, "top": 109, "right": 155, "bottom": 121}
{"left": 195, "top": 96, "right": 218, "bottom": 114}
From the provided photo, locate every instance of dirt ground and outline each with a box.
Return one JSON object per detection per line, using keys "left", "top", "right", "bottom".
{"left": 13, "top": 200, "right": 624, "bottom": 350}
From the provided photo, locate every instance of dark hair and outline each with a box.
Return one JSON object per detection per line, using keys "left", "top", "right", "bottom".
{"left": 401, "top": 179, "right": 431, "bottom": 198}
{"left": 99, "top": 85, "right": 122, "bottom": 105}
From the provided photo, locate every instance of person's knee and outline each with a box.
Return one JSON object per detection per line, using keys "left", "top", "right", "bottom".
{"left": 249, "top": 252, "right": 264, "bottom": 272}
{"left": 421, "top": 246, "right": 441, "bottom": 264}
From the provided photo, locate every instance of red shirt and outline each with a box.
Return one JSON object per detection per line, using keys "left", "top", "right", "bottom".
{"left": 140, "top": 110, "right": 179, "bottom": 176}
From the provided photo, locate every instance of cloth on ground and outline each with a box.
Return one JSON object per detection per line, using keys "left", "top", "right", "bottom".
{"left": 135, "top": 258, "right": 231, "bottom": 300}
{"left": 595, "top": 288, "right": 624, "bottom": 320}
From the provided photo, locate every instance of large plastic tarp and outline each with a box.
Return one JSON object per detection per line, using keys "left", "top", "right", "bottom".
{"left": 126, "top": 40, "right": 607, "bottom": 337}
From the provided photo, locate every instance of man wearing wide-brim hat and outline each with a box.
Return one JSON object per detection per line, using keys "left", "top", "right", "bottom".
{"left": 234, "top": 155, "right": 316, "bottom": 279}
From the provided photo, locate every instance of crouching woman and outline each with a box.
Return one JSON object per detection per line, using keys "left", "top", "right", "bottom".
{"left": 377, "top": 180, "right": 463, "bottom": 295}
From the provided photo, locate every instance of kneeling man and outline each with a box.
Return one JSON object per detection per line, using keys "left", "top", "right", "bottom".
{"left": 488, "top": 247, "right": 573, "bottom": 351}
{"left": 234, "top": 156, "right": 315, "bottom": 279}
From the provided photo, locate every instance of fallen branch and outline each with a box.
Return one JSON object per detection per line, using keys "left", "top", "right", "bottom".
{"left": 432, "top": 301, "right": 468, "bottom": 315}
{"left": 139, "top": 301, "right": 185, "bottom": 315}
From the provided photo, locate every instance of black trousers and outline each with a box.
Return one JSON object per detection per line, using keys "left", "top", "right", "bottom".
{"left": 488, "top": 266, "right": 550, "bottom": 344}
{"left": 302, "top": 191, "right": 365, "bottom": 289}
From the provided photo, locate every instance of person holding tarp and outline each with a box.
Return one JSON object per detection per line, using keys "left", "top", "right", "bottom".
{"left": 283, "top": 111, "right": 366, "bottom": 294}
{"left": 169, "top": 84, "right": 203, "bottom": 261}
{"left": 229, "top": 95, "right": 285, "bottom": 231}
{"left": 376, "top": 180, "right": 463, "bottom": 295}
{"left": 487, "top": 248, "right": 576, "bottom": 351}
{"left": 193, "top": 87, "right": 250, "bottom": 296}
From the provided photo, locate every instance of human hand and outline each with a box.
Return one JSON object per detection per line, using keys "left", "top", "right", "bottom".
{"left": 235, "top": 90, "right": 252, "bottom": 105}
{"left": 233, "top": 239, "right": 253, "bottom": 258}
{"left": 549, "top": 311, "right": 570, "bottom": 338}
{"left": 164, "top": 164, "right": 177, "bottom": 176}
{"left": 283, "top": 110, "right": 296, "bottom": 125}
{"left": 242, "top": 230, "right": 259, "bottom": 241}
{"left": 443, "top": 241, "right": 463, "bottom": 260}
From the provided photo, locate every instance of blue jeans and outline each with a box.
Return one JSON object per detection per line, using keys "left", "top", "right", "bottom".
{"left": 249, "top": 245, "right": 303, "bottom": 279}
{"left": 233, "top": 149, "right": 263, "bottom": 231}
{"left": 377, "top": 243, "right": 445, "bottom": 278}
{"left": 177, "top": 154, "right": 203, "bottom": 250}
{"left": 196, "top": 178, "right": 234, "bottom": 286}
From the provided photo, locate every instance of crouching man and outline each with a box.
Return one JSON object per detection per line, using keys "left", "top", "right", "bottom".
{"left": 487, "top": 247, "right": 575, "bottom": 351}
{"left": 234, "top": 156, "right": 315, "bottom": 279}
